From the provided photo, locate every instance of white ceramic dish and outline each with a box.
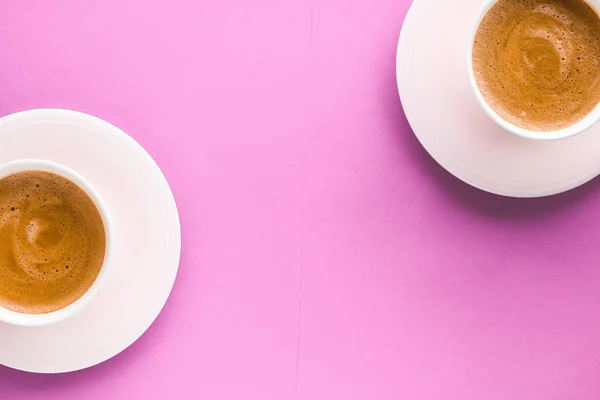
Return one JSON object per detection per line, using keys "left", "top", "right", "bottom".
{"left": 397, "top": 0, "right": 600, "bottom": 197}
{"left": 0, "top": 109, "right": 181, "bottom": 373}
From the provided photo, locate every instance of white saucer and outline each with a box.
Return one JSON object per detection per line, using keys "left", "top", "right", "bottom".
{"left": 397, "top": 0, "right": 600, "bottom": 198}
{"left": 0, "top": 109, "right": 181, "bottom": 373}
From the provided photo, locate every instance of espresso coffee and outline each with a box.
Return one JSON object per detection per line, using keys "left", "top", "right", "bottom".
{"left": 472, "top": 0, "right": 600, "bottom": 131}
{"left": 0, "top": 171, "right": 105, "bottom": 314}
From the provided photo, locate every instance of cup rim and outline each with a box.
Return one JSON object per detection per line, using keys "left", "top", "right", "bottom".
{"left": 466, "top": 0, "right": 600, "bottom": 141}
{"left": 0, "top": 159, "right": 112, "bottom": 327}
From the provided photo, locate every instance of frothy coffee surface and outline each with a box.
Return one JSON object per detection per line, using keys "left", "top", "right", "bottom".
{"left": 473, "top": 0, "right": 600, "bottom": 131}
{"left": 0, "top": 171, "right": 105, "bottom": 314}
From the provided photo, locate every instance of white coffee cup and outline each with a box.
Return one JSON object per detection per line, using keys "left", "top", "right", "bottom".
{"left": 466, "top": 0, "right": 600, "bottom": 140}
{"left": 0, "top": 159, "right": 112, "bottom": 326}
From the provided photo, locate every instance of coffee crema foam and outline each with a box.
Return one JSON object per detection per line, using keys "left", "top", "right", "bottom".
{"left": 0, "top": 171, "right": 105, "bottom": 314}
{"left": 473, "top": 0, "right": 600, "bottom": 131}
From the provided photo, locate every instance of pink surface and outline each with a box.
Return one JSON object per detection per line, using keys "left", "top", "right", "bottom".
{"left": 1, "top": 0, "right": 600, "bottom": 399}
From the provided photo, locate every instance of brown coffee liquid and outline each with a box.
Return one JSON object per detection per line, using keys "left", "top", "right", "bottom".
{"left": 0, "top": 171, "right": 105, "bottom": 314}
{"left": 473, "top": 0, "right": 600, "bottom": 131}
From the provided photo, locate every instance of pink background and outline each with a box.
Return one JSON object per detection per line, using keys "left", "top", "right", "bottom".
{"left": 2, "top": 0, "right": 600, "bottom": 399}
